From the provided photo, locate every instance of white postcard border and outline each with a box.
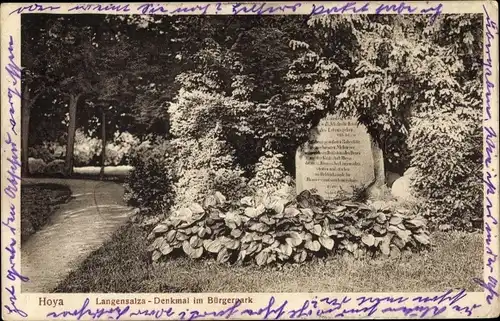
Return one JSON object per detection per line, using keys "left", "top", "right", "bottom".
{"left": 1, "top": 1, "right": 499, "bottom": 320}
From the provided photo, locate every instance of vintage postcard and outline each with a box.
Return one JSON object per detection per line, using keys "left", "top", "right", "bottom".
{"left": 1, "top": 1, "right": 499, "bottom": 320}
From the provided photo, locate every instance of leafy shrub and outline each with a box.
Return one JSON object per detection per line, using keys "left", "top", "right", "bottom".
{"left": 408, "top": 109, "right": 482, "bottom": 231}
{"left": 147, "top": 190, "right": 431, "bottom": 265}
{"left": 124, "top": 138, "right": 175, "bottom": 214}
{"left": 249, "top": 151, "right": 294, "bottom": 194}
{"left": 45, "top": 159, "right": 66, "bottom": 176}
{"left": 174, "top": 167, "right": 248, "bottom": 207}
{"left": 166, "top": 133, "right": 249, "bottom": 208}
{"left": 28, "top": 130, "right": 98, "bottom": 167}
{"left": 169, "top": 136, "right": 241, "bottom": 172}
{"left": 28, "top": 157, "right": 47, "bottom": 175}
{"left": 29, "top": 145, "right": 57, "bottom": 163}
{"left": 29, "top": 141, "right": 66, "bottom": 162}
{"left": 384, "top": 132, "right": 411, "bottom": 174}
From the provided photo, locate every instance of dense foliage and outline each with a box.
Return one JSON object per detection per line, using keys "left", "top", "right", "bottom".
{"left": 24, "top": 12, "right": 483, "bottom": 253}
{"left": 409, "top": 110, "right": 483, "bottom": 231}
{"left": 148, "top": 190, "right": 431, "bottom": 265}
{"left": 124, "top": 138, "right": 174, "bottom": 213}
{"left": 406, "top": 15, "right": 483, "bottom": 230}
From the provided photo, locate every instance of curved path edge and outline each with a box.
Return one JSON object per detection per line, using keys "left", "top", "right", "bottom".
{"left": 21, "top": 178, "right": 136, "bottom": 293}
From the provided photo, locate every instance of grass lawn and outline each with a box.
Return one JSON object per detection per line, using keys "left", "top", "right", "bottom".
{"left": 53, "top": 222, "right": 483, "bottom": 293}
{"left": 21, "top": 183, "right": 72, "bottom": 243}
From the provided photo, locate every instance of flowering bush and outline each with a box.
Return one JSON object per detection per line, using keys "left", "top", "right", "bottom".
{"left": 73, "top": 129, "right": 102, "bottom": 166}
{"left": 148, "top": 190, "right": 431, "bottom": 265}
{"left": 105, "top": 131, "right": 140, "bottom": 166}
{"left": 29, "top": 130, "right": 140, "bottom": 167}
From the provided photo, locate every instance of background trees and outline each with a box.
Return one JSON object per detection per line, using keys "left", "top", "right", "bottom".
{"left": 21, "top": 14, "right": 59, "bottom": 175}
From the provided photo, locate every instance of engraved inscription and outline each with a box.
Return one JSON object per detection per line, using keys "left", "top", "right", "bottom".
{"left": 296, "top": 115, "right": 375, "bottom": 199}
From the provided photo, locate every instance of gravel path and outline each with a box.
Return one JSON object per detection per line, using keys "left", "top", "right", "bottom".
{"left": 21, "top": 178, "right": 135, "bottom": 293}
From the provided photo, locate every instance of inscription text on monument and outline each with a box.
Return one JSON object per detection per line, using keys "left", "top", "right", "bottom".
{"left": 296, "top": 115, "right": 375, "bottom": 199}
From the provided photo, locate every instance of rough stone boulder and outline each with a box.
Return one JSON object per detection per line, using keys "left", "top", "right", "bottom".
{"left": 391, "top": 167, "right": 417, "bottom": 201}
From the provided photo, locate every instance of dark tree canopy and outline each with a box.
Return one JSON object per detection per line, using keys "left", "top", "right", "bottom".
{"left": 23, "top": 13, "right": 482, "bottom": 176}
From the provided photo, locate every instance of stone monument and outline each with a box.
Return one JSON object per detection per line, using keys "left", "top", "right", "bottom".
{"left": 296, "top": 114, "right": 384, "bottom": 199}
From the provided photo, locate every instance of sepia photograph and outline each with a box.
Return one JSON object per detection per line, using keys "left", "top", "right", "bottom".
{"left": 19, "top": 11, "right": 484, "bottom": 294}
{"left": 1, "top": 1, "right": 498, "bottom": 320}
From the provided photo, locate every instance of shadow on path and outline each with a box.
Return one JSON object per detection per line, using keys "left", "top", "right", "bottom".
{"left": 21, "top": 178, "right": 136, "bottom": 293}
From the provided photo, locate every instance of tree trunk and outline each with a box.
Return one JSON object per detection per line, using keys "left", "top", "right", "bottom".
{"left": 100, "top": 110, "right": 106, "bottom": 180}
{"left": 21, "top": 84, "right": 31, "bottom": 177}
{"left": 64, "top": 94, "right": 80, "bottom": 176}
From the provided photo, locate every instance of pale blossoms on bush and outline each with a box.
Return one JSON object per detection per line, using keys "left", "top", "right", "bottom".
{"left": 30, "top": 129, "right": 140, "bottom": 166}
{"left": 105, "top": 131, "right": 140, "bottom": 166}
{"left": 73, "top": 129, "right": 102, "bottom": 166}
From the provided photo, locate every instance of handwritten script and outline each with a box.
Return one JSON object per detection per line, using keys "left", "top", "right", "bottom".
{"left": 9, "top": 2, "right": 442, "bottom": 22}
{"left": 473, "top": 4, "right": 500, "bottom": 306}
{"left": 45, "top": 289, "right": 482, "bottom": 320}
{"left": 3, "top": 35, "right": 30, "bottom": 318}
